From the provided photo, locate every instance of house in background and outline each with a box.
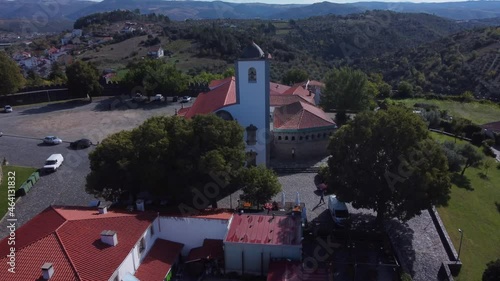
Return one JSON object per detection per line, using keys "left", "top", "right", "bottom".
{"left": 148, "top": 45, "right": 164, "bottom": 58}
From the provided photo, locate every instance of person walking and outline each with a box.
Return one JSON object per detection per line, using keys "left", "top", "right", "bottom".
{"left": 319, "top": 189, "right": 325, "bottom": 204}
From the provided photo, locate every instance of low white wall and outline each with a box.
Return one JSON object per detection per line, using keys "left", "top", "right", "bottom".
{"left": 224, "top": 242, "right": 301, "bottom": 275}
{"left": 157, "top": 216, "right": 231, "bottom": 256}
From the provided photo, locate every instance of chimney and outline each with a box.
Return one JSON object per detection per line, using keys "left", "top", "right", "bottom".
{"left": 41, "top": 263, "right": 54, "bottom": 280}
{"left": 98, "top": 206, "right": 107, "bottom": 214}
{"left": 100, "top": 230, "right": 118, "bottom": 246}
{"left": 136, "top": 199, "right": 145, "bottom": 212}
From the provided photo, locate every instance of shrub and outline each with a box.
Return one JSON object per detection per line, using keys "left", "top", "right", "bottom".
{"left": 401, "top": 272, "right": 413, "bottom": 281}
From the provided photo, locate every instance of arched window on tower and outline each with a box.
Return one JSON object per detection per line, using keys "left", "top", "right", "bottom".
{"left": 248, "top": 67, "right": 257, "bottom": 83}
{"left": 246, "top": 124, "right": 257, "bottom": 145}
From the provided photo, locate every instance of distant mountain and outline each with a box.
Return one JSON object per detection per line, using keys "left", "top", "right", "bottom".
{"left": 2, "top": 0, "right": 500, "bottom": 33}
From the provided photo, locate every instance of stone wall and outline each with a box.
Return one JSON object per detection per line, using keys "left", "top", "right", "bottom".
{"left": 272, "top": 129, "right": 334, "bottom": 160}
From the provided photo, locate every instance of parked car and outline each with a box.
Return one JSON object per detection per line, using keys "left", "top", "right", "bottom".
{"left": 328, "top": 195, "right": 350, "bottom": 227}
{"left": 4, "top": 105, "right": 12, "bottom": 113}
{"left": 43, "top": 154, "right": 64, "bottom": 172}
{"left": 70, "top": 138, "right": 92, "bottom": 149}
{"left": 181, "top": 96, "right": 192, "bottom": 103}
{"left": 133, "top": 93, "right": 147, "bottom": 102}
{"left": 43, "top": 136, "right": 62, "bottom": 145}
{"left": 152, "top": 94, "right": 165, "bottom": 102}
{"left": 172, "top": 96, "right": 179, "bottom": 102}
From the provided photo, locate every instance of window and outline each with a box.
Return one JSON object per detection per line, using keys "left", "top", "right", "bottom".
{"left": 278, "top": 136, "right": 282, "bottom": 140}
{"left": 285, "top": 136, "right": 289, "bottom": 141}
{"left": 138, "top": 237, "right": 145, "bottom": 255}
{"left": 246, "top": 150, "right": 258, "bottom": 167}
{"left": 150, "top": 225, "right": 155, "bottom": 236}
{"left": 311, "top": 134, "right": 315, "bottom": 140}
{"left": 323, "top": 133, "right": 327, "bottom": 138}
{"left": 317, "top": 133, "right": 321, "bottom": 138}
{"left": 305, "top": 135, "right": 309, "bottom": 140}
{"left": 246, "top": 124, "right": 257, "bottom": 145}
{"left": 248, "top": 67, "right": 257, "bottom": 83}
{"left": 291, "top": 136, "right": 295, "bottom": 141}
{"left": 299, "top": 136, "right": 303, "bottom": 141}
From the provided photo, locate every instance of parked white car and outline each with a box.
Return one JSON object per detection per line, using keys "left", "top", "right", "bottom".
{"left": 181, "top": 96, "right": 192, "bottom": 103}
{"left": 43, "top": 154, "right": 64, "bottom": 172}
{"left": 153, "top": 94, "right": 165, "bottom": 102}
{"left": 4, "top": 105, "right": 12, "bottom": 113}
{"left": 328, "top": 195, "right": 350, "bottom": 227}
{"left": 43, "top": 136, "right": 63, "bottom": 145}
{"left": 133, "top": 93, "right": 147, "bottom": 102}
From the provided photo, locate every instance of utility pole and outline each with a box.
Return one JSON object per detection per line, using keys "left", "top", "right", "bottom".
{"left": 456, "top": 228, "right": 464, "bottom": 263}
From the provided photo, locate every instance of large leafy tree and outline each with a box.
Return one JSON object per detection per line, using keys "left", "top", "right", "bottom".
{"left": 238, "top": 166, "right": 282, "bottom": 206}
{"left": 327, "top": 106, "right": 451, "bottom": 225}
{"left": 282, "top": 69, "right": 308, "bottom": 85}
{"left": 459, "top": 143, "right": 483, "bottom": 175}
{"left": 0, "top": 52, "right": 25, "bottom": 96}
{"left": 320, "top": 66, "right": 372, "bottom": 114}
{"left": 123, "top": 60, "right": 189, "bottom": 97}
{"left": 66, "top": 60, "right": 102, "bottom": 101}
{"left": 87, "top": 114, "right": 250, "bottom": 206}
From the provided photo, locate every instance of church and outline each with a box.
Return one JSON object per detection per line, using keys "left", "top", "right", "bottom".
{"left": 179, "top": 42, "right": 336, "bottom": 167}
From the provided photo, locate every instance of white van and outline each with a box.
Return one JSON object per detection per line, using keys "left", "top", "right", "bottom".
{"left": 43, "top": 154, "right": 64, "bottom": 172}
{"left": 328, "top": 195, "right": 350, "bottom": 226}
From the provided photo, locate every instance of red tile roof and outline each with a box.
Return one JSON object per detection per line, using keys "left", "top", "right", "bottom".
{"left": 270, "top": 95, "right": 313, "bottom": 107}
{"left": 184, "top": 77, "right": 237, "bottom": 119}
{"left": 225, "top": 214, "right": 301, "bottom": 245}
{"left": 134, "top": 239, "right": 184, "bottom": 281}
{"left": 482, "top": 121, "right": 500, "bottom": 132}
{"left": 176, "top": 107, "right": 190, "bottom": 117}
{"left": 273, "top": 101, "right": 336, "bottom": 130}
{"left": 0, "top": 206, "right": 156, "bottom": 281}
{"left": 270, "top": 82, "right": 291, "bottom": 95}
{"left": 209, "top": 76, "right": 233, "bottom": 89}
{"left": 186, "top": 239, "right": 224, "bottom": 262}
{"left": 267, "top": 261, "right": 329, "bottom": 281}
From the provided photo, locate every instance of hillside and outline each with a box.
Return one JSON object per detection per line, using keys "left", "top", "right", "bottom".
{"left": 2, "top": 0, "right": 500, "bottom": 33}
{"left": 357, "top": 26, "right": 500, "bottom": 99}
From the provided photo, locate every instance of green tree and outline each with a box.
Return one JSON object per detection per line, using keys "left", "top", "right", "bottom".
{"left": 326, "top": 106, "right": 451, "bottom": 225}
{"left": 483, "top": 259, "right": 500, "bottom": 281}
{"left": 25, "top": 69, "right": 46, "bottom": 87}
{"left": 66, "top": 61, "right": 102, "bottom": 101}
{"left": 459, "top": 143, "right": 483, "bottom": 175}
{"left": 282, "top": 68, "right": 308, "bottom": 85}
{"left": 320, "top": 67, "right": 372, "bottom": 114}
{"left": 48, "top": 62, "right": 67, "bottom": 84}
{"left": 397, "top": 81, "right": 414, "bottom": 98}
{"left": 86, "top": 114, "right": 248, "bottom": 207}
{"left": 0, "top": 52, "right": 25, "bottom": 95}
{"left": 441, "top": 141, "right": 465, "bottom": 173}
{"left": 222, "top": 67, "right": 235, "bottom": 78}
{"left": 238, "top": 166, "right": 282, "bottom": 207}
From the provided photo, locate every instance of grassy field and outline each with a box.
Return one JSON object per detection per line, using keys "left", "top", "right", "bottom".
{"left": 430, "top": 131, "right": 468, "bottom": 145}
{"left": 395, "top": 98, "right": 500, "bottom": 124}
{"left": 431, "top": 132, "right": 500, "bottom": 281}
{"left": 0, "top": 166, "right": 37, "bottom": 219}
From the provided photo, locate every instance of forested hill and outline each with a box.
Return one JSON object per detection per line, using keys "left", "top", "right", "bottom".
{"left": 356, "top": 26, "right": 500, "bottom": 100}
{"left": 281, "top": 11, "right": 468, "bottom": 62}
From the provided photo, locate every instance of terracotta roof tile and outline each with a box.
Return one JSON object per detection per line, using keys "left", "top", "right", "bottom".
{"left": 0, "top": 207, "right": 66, "bottom": 257}
{"left": 225, "top": 214, "right": 301, "bottom": 245}
{"left": 186, "top": 239, "right": 224, "bottom": 262}
{"left": 185, "top": 77, "right": 236, "bottom": 119}
{"left": 0, "top": 206, "right": 156, "bottom": 281}
{"left": 0, "top": 234, "right": 79, "bottom": 281}
{"left": 270, "top": 82, "right": 291, "bottom": 94}
{"left": 270, "top": 95, "right": 313, "bottom": 107}
{"left": 134, "top": 239, "right": 184, "bottom": 281}
{"left": 273, "top": 101, "right": 336, "bottom": 130}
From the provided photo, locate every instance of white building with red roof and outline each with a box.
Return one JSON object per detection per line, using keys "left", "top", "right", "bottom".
{"left": 0, "top": 206, "right": 233, "bottom": 281}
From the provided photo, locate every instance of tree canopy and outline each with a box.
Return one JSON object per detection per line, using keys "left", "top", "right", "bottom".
{"left": 238, "top": 166, "right": 282, "bottom": 206}
{"left": 320, "top": 66, "right": 372, "bottom": 113}
{"left": 123, "top": 60, "right": 189, "bottom": 96}
{"left": 86, "top": 114, "right": 279, "bottom": 209}
{"left": 66, "top": 61, "right": 102, "bottom": 101}
{"left": 282, "top": 69, "right": 308, "bottom": 85}
{"left": 326, "top": 106, "right": 451, "bottom": 224}
{"left": 0, "top": 52, "right": 25, "bottom": 96}
{"left": 459, "top": 143, "right": 483, "bottom": 175}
